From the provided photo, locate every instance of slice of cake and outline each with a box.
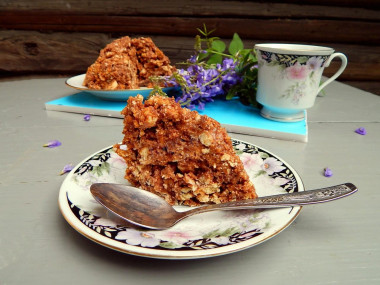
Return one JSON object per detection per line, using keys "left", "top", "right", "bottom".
{"left": 114, "top": 95, "right": 257, "bottom": 206}
{"left": 83, "top": 36, "right": 175, "bottom": 90}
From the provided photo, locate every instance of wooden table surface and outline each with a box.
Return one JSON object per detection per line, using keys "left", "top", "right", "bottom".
{"left": 0, "top": 77, "right": 379, "bottom": 284}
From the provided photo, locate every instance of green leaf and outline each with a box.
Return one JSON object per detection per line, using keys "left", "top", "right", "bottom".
{"left": 207, "top": 53, "right": 223, "bottom": 65}
{"left": 249, "top": 53, "right": 257, "bottom": 61}
{"left": 104, "top": 162, "right": 111, "bottom": 173}
{"left": 238, "top": 49, "right": 251, "bottom": 59}
{"left": 203, "top": 229, "right": 222, "bottom": 239}
{"left": 220, "top": 227, "right": 240, "bottom": 237}
{"left": 226, "top": 90, "right": 235, "bottom": 100}
{"left": 228, "top": 33, "right": 244, "bottom": 56}
{"left": 255, "top": 170, "right": 267, "bottom": 177}
{"left": 259, "top": 152, "right": 269, "bottom": 159}
{"left": 211, "top": 40, "right": 226, "bottom": 52}
{"left": 268, "top": 61, "right": 279, "bottom": 67}
{"left": 95, "top": 166, "right": 102, "bottom": 176}
{"left": 197, "top": 51, "right": 209, "bottom": 62}
{"left": 196, "top": 28, "right": 207, "bottom": 36}
{"left": 234, "top": 150, "right": 244, "bottom": 155}
{"left": 159, "top": 241, "right": 182, "bottom": 249}
{"left": 297, "top": 56, "right": 309, "bottom": 64}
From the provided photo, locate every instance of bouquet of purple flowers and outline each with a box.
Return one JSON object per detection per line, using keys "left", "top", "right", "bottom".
{"left": 153, "top": 25, "right": 259, "bottom": 109}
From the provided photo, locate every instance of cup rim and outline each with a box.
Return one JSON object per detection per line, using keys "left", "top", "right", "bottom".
{"left": 254, "top": 43, "right": 334, "bottom": 55}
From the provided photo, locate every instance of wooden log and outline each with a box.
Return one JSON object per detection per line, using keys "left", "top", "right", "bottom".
{"left": 1, "top": 12, "right": 379, "bottom": 45}
{"left": 267, "top": 0, "right": 380, "bottom": 9}
{"left": 0, "top": 1, "right": 378, "bottom": 95}
{"left": 342, "top": 81, "right": 380, "bottom": 95}
{"left": 0, "top": 30, "right": 379, "bottom": 83}
{"left": 0, "top": 1, "right": 379, "bottom": 20}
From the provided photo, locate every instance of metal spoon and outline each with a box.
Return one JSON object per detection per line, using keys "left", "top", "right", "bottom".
{"left": 90, "top": 182, "right": 357, "bottom": 230}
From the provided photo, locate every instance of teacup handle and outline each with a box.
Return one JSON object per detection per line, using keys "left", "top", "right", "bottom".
{"left": 317, "top": 53, "right": 348, "bottom": 94}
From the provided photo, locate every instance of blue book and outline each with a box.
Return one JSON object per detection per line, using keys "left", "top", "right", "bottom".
{"left": 45, "top": 92, "right": 308, "bottom": 142}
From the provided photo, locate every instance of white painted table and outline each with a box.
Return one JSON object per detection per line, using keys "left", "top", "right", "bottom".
{"left": 0, "top": 77, "right": 379, "bottom": 284}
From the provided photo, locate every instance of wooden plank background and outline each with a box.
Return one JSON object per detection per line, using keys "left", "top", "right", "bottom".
{"left": 0, "top": 0, "right": 379, "bottom": 95}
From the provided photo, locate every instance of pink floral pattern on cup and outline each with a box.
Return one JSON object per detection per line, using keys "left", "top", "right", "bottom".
{"left": 259, "top": 52, "right": 329, "bottom": 104}
{"left": 286, "top": 63, "right": 309, "bottom": 80}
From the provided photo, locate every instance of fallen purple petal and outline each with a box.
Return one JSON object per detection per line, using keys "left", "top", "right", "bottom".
{"left": 84, "top": 114, "right": 91, "bottom": 121}
{"left": 324, "top": 167, "right": 333, "bottom": 177}
{"left": 60, "top": 164, "right": 74, "bottom": 175}
{"left": 355, "top": 127, "right": 366, "bottom": 135}
{"left": 43, "top": 140, "right": 62, "bottom": 148}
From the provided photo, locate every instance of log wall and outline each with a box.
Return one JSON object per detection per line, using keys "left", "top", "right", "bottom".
{"left": 0, "top": 0, "right": 379, "bottom": 94}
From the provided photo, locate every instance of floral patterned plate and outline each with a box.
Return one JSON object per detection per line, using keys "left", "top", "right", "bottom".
{"left": 58, "top": 139, "right": 304, "bottom": 259}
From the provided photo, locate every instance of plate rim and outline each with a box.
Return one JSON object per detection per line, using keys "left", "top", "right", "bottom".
{"left": 58, "top": 140, "right": 304, "bottom": 259}
{"left": 65, "top": 74, "right": 165, "bottom": 93}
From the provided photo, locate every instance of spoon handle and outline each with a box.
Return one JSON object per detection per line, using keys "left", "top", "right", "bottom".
{"left": 185, "top": 183, "right": 357, "bottom": 216}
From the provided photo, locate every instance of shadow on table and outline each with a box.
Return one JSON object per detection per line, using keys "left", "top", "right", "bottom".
{"left": 56, "top": 209, "right": 270, "bottom": 269}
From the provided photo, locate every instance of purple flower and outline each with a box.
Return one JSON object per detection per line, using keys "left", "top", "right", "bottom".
{"left": 324, "top": 167, "right": 333, "bottom": 177}
{"left": 307, "top": 56, "right": 324, "bottom": 71}
{"left": 222, "top": 74, "right": 240, "bottom": 86}
{"left": 60, "top": 164, "right": 74, "bottom": 175}
{"left": 189, "top": 55, "right": 197, "bottom": 63}
{"left": 84, "top": 114, "right": 91, "bottom": 121}
{"left": 222, "top": 58, "right": 235, "bottom": 69}
{"left": 197, "top": 101, "right": 205, "bottom": 110}
{"left": 355, "top": 127, "right": 366, "bottom": 135}
{"left": 43, "top": 140, "right": 62, "bottom": 148}
{"left": 209, "top": 85, "right": 223, "bottom": 96}
{"left": 170, "top": 55, "right": 242, "bottom": 109}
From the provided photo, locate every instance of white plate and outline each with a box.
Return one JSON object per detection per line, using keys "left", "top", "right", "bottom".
{"left": 58, "top": 139, "right": 304, "bottom": 259}
{"left": 65, "top": 74, "right": 176, "bottom": 101}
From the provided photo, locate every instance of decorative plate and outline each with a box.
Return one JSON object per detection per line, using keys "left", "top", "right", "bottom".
{"left": 58, "top": 139, "right": 304, "bottom": 259}
{"left": 65, "top": 74, "right": 176, "bottom": 101}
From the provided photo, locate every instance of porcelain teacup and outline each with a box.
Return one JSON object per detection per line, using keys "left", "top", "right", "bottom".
{"left": 254, "top": 44, "right": 347, "bottom": 122}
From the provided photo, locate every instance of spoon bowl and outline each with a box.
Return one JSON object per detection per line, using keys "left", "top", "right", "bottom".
{"left": 90, "top": 183, "right": 357, "bottom": 230}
